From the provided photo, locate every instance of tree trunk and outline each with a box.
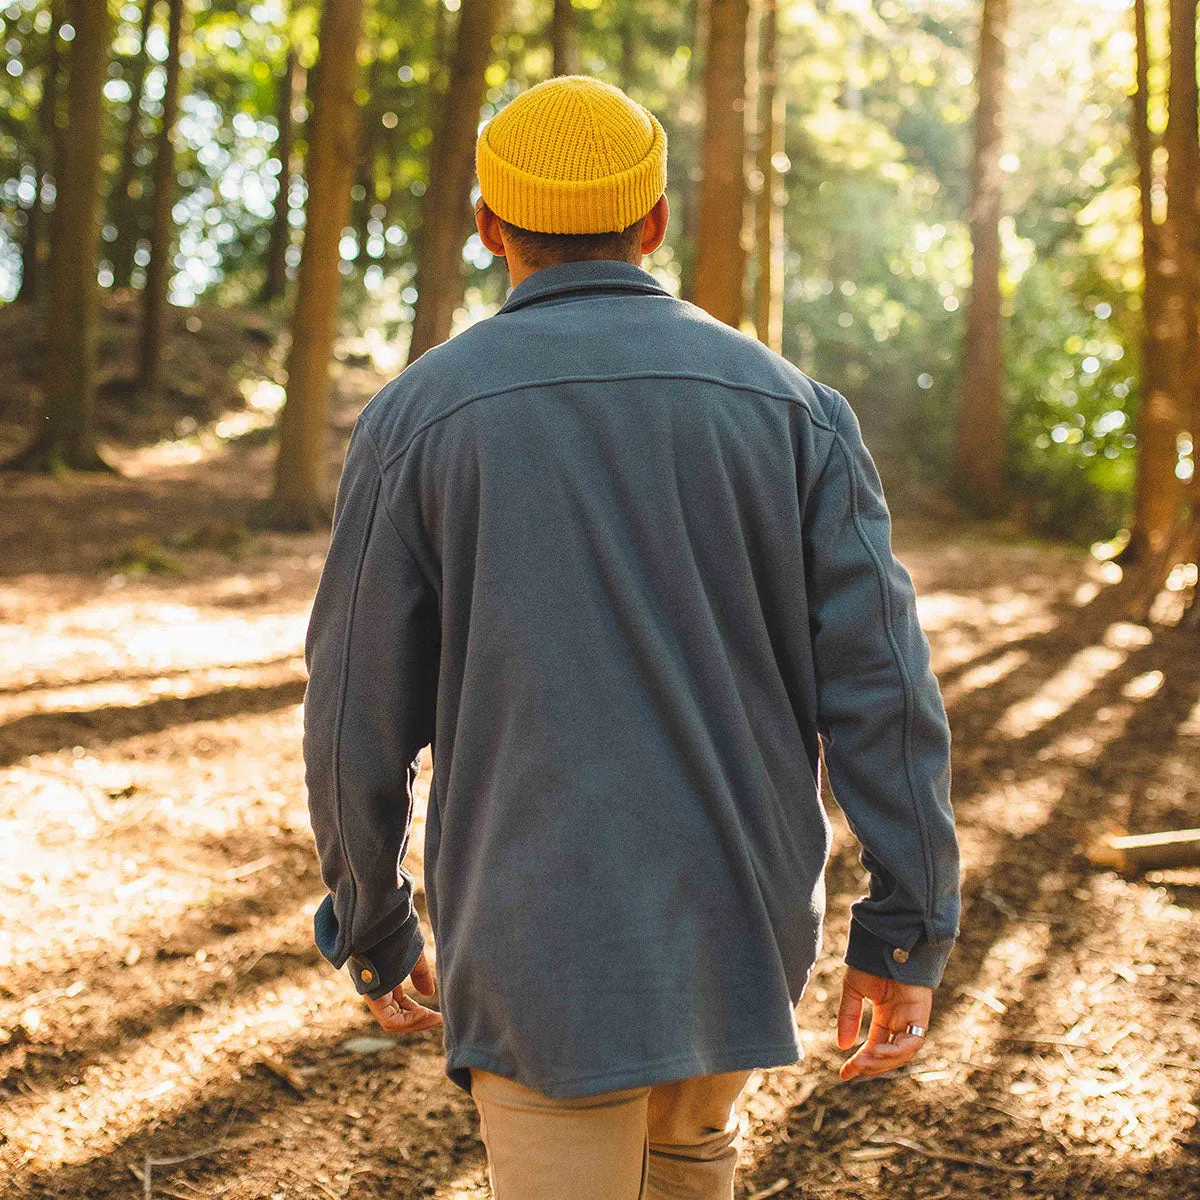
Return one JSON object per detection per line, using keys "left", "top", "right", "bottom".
{"left": 753, "top": 0, "right": 785, "bottom": 354}
{"left": 551, "top": 0, "right": 579, "bottom": 76}
{"left": 270, "top": 0, "right": 366, "bottom": 528}
{"left": 5, "top": 0, "right": 113, "bottom": 472}
{"left": 1125, "top": 0, "right": 1200, "bottom": 621}
{"left": 954, "top": 0, "right": 1008, "bottom": 514}
{"left": 16, "top": 2, "right": 63, "bottom": 306}
{"left": 109, "top": 0, "right": 156, "bottom": 292}
{"left": 353, "top": 56, "right": 381, "bottom": 247}
{"left": 692, "top": 0, "right": 751, "bottom": 328}
{"left": 1124, "top": 0, "right": 1183, "bottom": 565}
{"left": 1155, "top": 0, "right": 1197, "bottom": 529}
{"left": 678, "top": 0, "right": 709, "bottom": 304}
{"left": 138, "top": 0, "right": 185, "bottom": 393}
{"left": 432, "top": 0, "right": 453, "bottom": 96}
{"left": 405, "top": 0, "right": 503, "bottom": 367}
{"left": 262, "top": 45, "right": 302, "bottom": 303}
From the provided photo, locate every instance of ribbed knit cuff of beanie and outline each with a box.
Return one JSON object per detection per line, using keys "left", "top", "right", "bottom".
{"left": 475, "top": 74, "right": 668, "bottom": 235}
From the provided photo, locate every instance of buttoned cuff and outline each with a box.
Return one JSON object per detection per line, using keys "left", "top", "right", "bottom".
{"left": 346, "top": 911, "right": 426, "bottom": 1001}
{"left": 844, "top": 917, "right": 955, "bottom": 990}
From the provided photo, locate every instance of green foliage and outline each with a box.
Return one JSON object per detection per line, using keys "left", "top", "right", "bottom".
{"left": 102, "top": 535, "right": 186, "bottom": 576}
{"left": 0, "top": 0, "right": 1156, "bottom": 542}
{"left": 1004, "top": 252, "right": 1136, "bottom": 543}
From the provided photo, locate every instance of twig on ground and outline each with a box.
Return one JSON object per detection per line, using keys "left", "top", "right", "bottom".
{"left": 747, "top": 1180, "right": 790, "bottom": 1200}
{"left": 1001, "top": 1035, "right": 1088, "bottom": 1048}
{"left": 128, "top": 1101, "right": 244, "bottom": 1196}
{"left": 128, "top": 1161, "right": 199, "bottom": 1200}
{"left": 875, "top": 1136, "right": 1034, "bottom": 1175}
{"left": 222, "top": 855, "right": 276, "bottom": 882}
{"left": 285, "top": 1164, "right": 342, "bottom": 1199}
{"left": 256, "top": 1050, "right": 309, "bottom": 1094}
{"left": 958, "top": 985, "right": 1007, "bottom": 1014}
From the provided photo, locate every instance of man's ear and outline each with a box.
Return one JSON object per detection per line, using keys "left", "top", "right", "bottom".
{"left": 639, "top": 193, "right": 669, "bottom": 256}
{"left": 475, "top": 199, "right": 507, "bottom": 257}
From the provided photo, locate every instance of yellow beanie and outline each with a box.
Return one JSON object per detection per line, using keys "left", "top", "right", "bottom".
{"left": 476, "top": 74, "right": 667, "bottom": 235}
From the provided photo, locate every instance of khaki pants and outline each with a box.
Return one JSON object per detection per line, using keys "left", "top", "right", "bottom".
{"left": 469, "top": 1067, "right": 754, "bottom": 1200}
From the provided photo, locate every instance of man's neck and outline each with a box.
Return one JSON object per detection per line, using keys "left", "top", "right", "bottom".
{"left": 506, "top": 254, "right": 642, "bottom": 290}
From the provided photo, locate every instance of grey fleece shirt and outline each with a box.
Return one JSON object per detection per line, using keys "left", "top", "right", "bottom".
{"left": 303, "top": 256, "right": 960, "bottom": 1100}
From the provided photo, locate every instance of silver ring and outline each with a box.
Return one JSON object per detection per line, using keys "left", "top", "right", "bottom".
{"left": 905, "top": 1024, "right": 927, "bottom": 1039}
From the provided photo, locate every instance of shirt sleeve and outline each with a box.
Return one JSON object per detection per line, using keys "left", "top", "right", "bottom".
{"left": 303, "top": 417, "right": 440, "bottom": 1001}
{"left": 803, "top": 390, "right": 961, "bottom": 989}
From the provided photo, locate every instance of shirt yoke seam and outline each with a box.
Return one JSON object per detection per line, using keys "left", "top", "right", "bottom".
{"left": 378, "top": 371, "right": 839, "bottom": 471}
{"left": 829, "top": 395, "right": 937, "bottom": 928}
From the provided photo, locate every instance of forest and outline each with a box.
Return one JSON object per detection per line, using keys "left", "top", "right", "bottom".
{"left": 0, "top": 0, "right": 1198, "bottom": 1198}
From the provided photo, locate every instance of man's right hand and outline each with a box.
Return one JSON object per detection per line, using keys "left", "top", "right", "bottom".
{"left": 836, "top": 966, "right": 932, "bottom": 1081}
{"left": 363, "top": 949, "right": 443, "bottom": 1034}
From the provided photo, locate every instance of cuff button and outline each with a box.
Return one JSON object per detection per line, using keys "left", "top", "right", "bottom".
{"left": 360, "top": 968, "right": 374, "bottom": 983}
{"left": 891, "top": 947, "right": 910, "bottom": 964}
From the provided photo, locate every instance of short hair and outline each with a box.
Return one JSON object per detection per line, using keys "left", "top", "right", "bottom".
{"left": 494, "top": 213, "right": 647, "bottom": 268}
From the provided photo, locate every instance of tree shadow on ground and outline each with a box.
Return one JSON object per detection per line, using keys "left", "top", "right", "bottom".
{"left": 0, "top": 651, "right": 303, "bottom": 698}
{"left": 740, "top": 606, "right": 1200, "bottom": 1199}
{"left": 8, "top": 1022, "right": 482, "bottom": 1200}
{"left": 0, "top": 675, "right": 307, "bottom": 767}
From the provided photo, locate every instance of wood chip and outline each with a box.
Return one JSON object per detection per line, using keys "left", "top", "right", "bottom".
{"left": 846, "top": 1144, "right": 904, "bottom": 1161}
{"left": 222, "top": 855, "right": 276, "bottom": 881}
{"left": 256, "top": 1052, "right": 308, "bottom": 1094}
{"left": 958, "top": 985, "right": 1007, "bottom": 1014}
{"left": 791, "top": 1077, "right": 820, "bottom": 1109}
{"left": 748, "top": 1180, "right": 790, "bottom": 1200}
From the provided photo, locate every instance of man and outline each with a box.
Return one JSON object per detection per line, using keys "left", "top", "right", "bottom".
{"left": 303, "top": 74, "right": 959, "bottom": 1200}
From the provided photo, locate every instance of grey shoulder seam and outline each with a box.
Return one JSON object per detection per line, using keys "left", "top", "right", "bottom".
{"left": 378, "top": 369, "right": 841, "bottom": 470}
{"left": 829, "top": 399, "right": 938, "bottom": 923}
{"left": 359, "top": 421, "right": 438, "bottom": 595}
{"left": 806, "top": 389, "right": 847, "bottom": 496}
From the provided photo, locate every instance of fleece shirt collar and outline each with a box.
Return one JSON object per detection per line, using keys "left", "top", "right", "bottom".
{"left": 496, "top": 257, "right": 673, "bottom": 315}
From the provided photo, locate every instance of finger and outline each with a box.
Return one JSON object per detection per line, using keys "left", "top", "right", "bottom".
{"left": 366, "top": 987, "right": 417, "bottom": 1021}
{"left": 841, "top": 1037, "right": 921, "bottom": 1081}
{"left": 364, "top": 988, "right": 402, "bottom": 1018}
{"left": 840, "top": 1045, "right": 907, "bottom": 1081}
{"left": 862, "top": 1012, "right": 890, "bottom": 1049}
{"left": 409, "top": 950, "right": 437, "bottom": 997}
{"left": 367, "top": 987, "right": 442, "bottom": 1032}
{"left": 374, "top": 1002, "right": 444, "bottom": 1033}
{"left": 885, "top": 1030, "right": 926, "bottom": 1057}
{"left": 836, "top": 982, "right": 865, "bottom": 1051}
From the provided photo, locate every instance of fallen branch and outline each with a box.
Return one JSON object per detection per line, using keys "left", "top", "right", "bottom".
{"left": 1086, "top": 828, "right": 1200, "bottom": 873}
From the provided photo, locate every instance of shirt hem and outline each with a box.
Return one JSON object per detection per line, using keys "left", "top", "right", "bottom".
{"left": 445, "top": 1039, "right": 804, "bottom": 1101}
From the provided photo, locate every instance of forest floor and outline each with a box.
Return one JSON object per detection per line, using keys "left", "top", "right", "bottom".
{"left": 0, "top": 303, "right": 1198, "bottom": 1199}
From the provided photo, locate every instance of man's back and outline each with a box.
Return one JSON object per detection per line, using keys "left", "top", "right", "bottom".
{"left": 304, "top": 256, "right": 959, "bottom": 1101}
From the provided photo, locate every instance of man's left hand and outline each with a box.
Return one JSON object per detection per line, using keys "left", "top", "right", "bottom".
{"left": 836, "top": 965, "right": 932, "bottom": 1081}
{"left": 363, "top": 949, "right": 444, "bottom": 1034}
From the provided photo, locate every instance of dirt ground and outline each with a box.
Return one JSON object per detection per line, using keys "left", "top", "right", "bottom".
{"left": 1, "top": 334, "right": 1198, "bottom": 1199}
